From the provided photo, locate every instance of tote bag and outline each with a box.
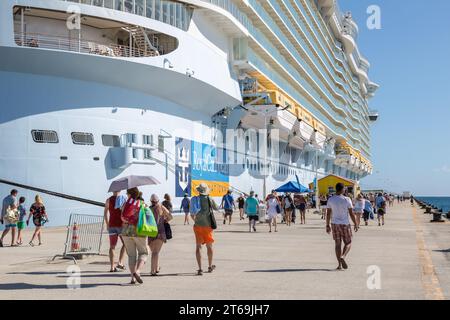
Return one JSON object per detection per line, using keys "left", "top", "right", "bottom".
{"left": 136, "top": 204, "right": 158, "bottom": 238}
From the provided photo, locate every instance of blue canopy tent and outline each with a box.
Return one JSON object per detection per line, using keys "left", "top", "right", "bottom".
{"left": 275, "top": 181, "right": 311, "bottom": 193}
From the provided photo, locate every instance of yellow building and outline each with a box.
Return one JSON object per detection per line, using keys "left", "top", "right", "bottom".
{"left": 309, "top": 175, "right": 359, "bottom": 197}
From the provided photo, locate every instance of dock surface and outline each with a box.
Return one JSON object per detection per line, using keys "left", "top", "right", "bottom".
{"left": 0, "top": 202, "right": 449, "bottom": 300}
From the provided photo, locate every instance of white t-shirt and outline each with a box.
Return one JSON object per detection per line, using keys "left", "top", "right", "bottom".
{"left": 327, "top": 195, "right": 353, "bottom": 225}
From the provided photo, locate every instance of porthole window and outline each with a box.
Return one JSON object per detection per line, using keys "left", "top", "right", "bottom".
{"left": 102, "top": 134, "right": 120, "bottom": 147}
{"left": 31, "top": 130, "right": 59, "bottom": 144}
{"left": 72, "top": 132, "right": 94, "bottom": 145}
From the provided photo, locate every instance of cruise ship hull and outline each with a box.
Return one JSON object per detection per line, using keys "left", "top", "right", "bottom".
{"left": 0, "top": 0, "right": 377, "bottom": 226}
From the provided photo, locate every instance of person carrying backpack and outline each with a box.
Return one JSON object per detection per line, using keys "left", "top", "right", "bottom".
{"left": 375, "top": 193, "right": 387, "bottom": 227}
{"left": 192, "top": 183, "right": 218, "bottom": 275}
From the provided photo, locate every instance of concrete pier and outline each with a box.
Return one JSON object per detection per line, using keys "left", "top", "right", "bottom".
{"left": 0, "top": 202, "right": 448, "bottom": 300}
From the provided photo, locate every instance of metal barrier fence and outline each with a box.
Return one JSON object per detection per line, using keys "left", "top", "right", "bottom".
{"left": 52, "top": 213, "right": 104, "bottom": 264}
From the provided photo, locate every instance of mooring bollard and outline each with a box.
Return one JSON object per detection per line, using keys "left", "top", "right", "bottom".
{"left": 431, "top": 210, "right": 445, "bottom": 223}
{"left": 446, "top": 211, "right": 450, "bottom": 219}
{"left": 425, "top": 206, "right": 432, "bottom": 214}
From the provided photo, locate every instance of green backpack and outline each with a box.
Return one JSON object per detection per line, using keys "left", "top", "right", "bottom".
{"left": 136, "top": 203, "right": 158, "bottom": 238}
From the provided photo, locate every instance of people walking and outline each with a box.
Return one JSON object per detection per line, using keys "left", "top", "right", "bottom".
{"left": 375, "top": 193, "right": 387, "bottom": 226}
{"left": 326, "top": 183, "right": 358, "bottom": 270}
{"left": 16, "top": 197, "right": 27, "bottom": 246}
{"left": 353, "top": 194, "right": 365, "bottom": 228}
{"left": 220, "top": 189, "right": 235, "bottom": 225}
{"left": 283, "top": 193, "right": 294, "bottom": 226}
{"left": 363, "top": 196, "right": 374, "bottom": 226}
{"left": 237, "top": 194, "right": 245, "bottom": 221}
{"left": 192, "top": 183, "right": 218, "bottom": 275}
{"left": 0, "top": 189, "right": 19, "bottom": 247}
{"left": 295, "top": 194, "right": 307, "bottom": 225}
{"left": 320, "top": 195, "right": 328, "bottom": 220}
{"left": 162, "top": 194, "right": 173, "bottom": 214}
{"left": 266, "top": 190, "right": 280, "bottom": 233}
{"left": 180, "top": 193, "right": 191, "bottom": 225}
{"left": 120, "top": 188, "right": 148, "bottom": 284}
{"left": 148, "top": 194, "right": 173, "bottom": 276}
{"left": 245, "top": 191, "right": 259, "bottom": 232}
{"left": 27, "top": 195, "right": 49, "bottom": 247}
{"left": 104, "top": 191, "right": 127, "bottom": 272}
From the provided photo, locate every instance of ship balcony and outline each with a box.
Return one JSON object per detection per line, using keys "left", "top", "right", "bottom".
{"left": 14, "top": 32, "right": 158, "bottom": 58}
{"left": 369, "top": 109, "right": 379, "bottom": 122}
{"left": 12, "top": 6, "right": 178, "bottom": 58}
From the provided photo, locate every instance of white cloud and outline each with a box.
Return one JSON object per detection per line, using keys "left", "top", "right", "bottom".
{"left": 433, "top": 165, "right": 450, "bottom": 173}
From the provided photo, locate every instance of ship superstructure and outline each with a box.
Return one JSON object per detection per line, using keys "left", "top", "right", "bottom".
{"left": 0, "top": 0, "right": 378, "bottom": 225}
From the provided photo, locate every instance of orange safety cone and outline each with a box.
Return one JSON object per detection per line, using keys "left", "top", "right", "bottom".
{"left": 71, "top": 223, "right": 80, "bottom": 252}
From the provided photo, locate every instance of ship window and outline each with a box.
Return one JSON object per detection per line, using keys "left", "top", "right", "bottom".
{"left": 31, "top": 130, "right": 59, "bottom": 144}
{"left": 143, "top": 134, "right": 153, "bottom": 159}
{"left": 124, "top": 0, "right": 134, "bottom": 13}
{"left": 104, "top": 0, "right": 114, "bottom": 9}
{"left": 102, "top": 134, "right": 120, "bottom": 147}
{"left": 72, "top": 132, "right": 94, "bottom": 145}
{"left": 135, "top": 0, "right": 145, "bottom": 15}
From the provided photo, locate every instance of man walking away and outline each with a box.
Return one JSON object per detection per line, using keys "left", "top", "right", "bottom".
{"left": 237, "top": 194, "right": 245, "bottom": 221}
{"left": 326, "top": 183, "right": 358, "bottom": 270}
{"left": 180, "top": 193, "right": 191, "bottom": 225}
{"left": 193, "top": 183, "right": 218, "bottom": 275}
{"left": 245, "top": 191, "right": 259, "bottom": 232}
{"left": 220, "top": 189, "right": 235, "bottom": 225}
{"left": 1, "top": 189, "right": 19, "bottom": 247}
{"left": 104, "top": 191, "right": 127, "bottom": 272}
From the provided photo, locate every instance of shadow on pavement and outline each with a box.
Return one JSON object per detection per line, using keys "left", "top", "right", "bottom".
{"left": 0, "top": 282, "right": 122, "bottom": 290}
{"left": 433, "top": 248, "right": 450, "bottom": 253}
{"left": 215, "top": 230, "right": 253, "bottom": 234}
{"left": 142, "top": 273, "right": 197, "bottom": 277}
{"left": 244, "top": 268, "right": 334, "bottom": 273}
{"left": 8, "top": 270, "right": 116, "bottom": 276}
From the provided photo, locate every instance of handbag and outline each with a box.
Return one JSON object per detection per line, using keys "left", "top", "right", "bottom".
{"left": 276, "top": 203, "right": 281, "bottom": 214}
{"left": 164, "top": 222, "right": 173, "bottom": 240}
{"left": 5, "top": 207, "right": 19, "bottom": 223}
{"left": 207, "top": 197, "right": 217, "bottom": 230}
{"left": 136, "top": 204, "right": 158, "bottom": 238}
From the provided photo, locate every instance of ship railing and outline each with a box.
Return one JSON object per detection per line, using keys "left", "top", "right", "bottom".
{"left": 13, "top": 32, "right": 159, "bottom": 58}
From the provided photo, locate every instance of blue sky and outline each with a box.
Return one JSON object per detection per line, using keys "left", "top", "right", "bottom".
{"left": 339, "top": 0, "right": 450, "bottom": 196}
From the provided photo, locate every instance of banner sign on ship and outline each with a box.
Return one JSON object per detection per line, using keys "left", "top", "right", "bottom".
{"left": 175, "top": 137, "right": 229, "bottom": 197}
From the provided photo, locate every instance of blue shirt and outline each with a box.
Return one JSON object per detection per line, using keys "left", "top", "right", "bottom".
{"left": 181, "top": 197, "right": 190, "bottom": 211}
{"left": 375, "top": 196, "right": 385, "bottom": 209}
{"left": 114, "top": 195, "right": 127, "bottom": 209}
{"left": 18, "top": 204, "right": 27, "bottom": 221}
{"left": 1, "top": 195, "right": 16, "bottom": 218}
{"left": 222, "top": 194, "right": 234, "bottom": 209}
{"left": 244, "top": 197, "right": 259, "bottom": 216}
{"left": 190, "top": 196, "right": 201, "bottom": 215}
{"left": 364, "top": 200, "right": 373, "bottom": 212}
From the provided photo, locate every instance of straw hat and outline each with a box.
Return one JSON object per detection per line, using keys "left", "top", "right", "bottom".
{"left": 196, "top": 183, "right": 210, "bottom": 195}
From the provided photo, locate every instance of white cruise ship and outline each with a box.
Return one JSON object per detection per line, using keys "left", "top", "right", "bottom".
{"left": 0, "top": 0, "right": 379, "bottom": 226}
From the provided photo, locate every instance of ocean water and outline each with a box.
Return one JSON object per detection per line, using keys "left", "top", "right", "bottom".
{"left": 416, "top": 197, "right": 450, "bottom": 213}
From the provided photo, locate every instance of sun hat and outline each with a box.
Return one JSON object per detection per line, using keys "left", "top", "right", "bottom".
{"left": 196, "top": 183, "right": 210, "bottom": 196}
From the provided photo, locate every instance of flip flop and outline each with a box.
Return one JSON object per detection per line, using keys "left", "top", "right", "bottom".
{"left": 116, "top": 264, "right": 126, "bottom": 271}
{"left": 197, "top": 269, "right": 203, "bottom": 276}
{"left": 208, "top": 265, "right": 216, "bottom": 273}
{"left": 133, "top": 273, "right": 143, "bottom": 284}
{"left": 340, "top": 258, "right": 348, "bottom": 270}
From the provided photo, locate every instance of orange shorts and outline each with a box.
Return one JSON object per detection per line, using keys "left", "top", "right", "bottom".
{"left": 193, "top": 226, "right": 214, "bottom": 245}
